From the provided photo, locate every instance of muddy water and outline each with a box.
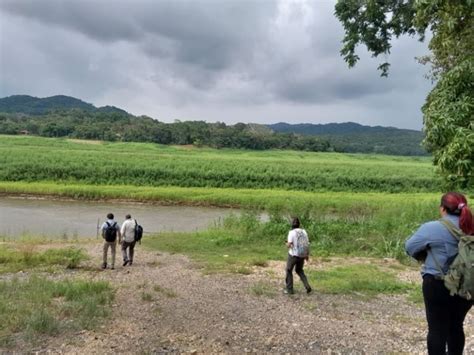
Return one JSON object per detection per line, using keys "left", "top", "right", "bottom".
{"left": 0, "top": 197, "right": 238, "bottom": 239}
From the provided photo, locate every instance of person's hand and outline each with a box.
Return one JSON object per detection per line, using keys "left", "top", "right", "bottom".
{"left": 305, "top": 256, "right": 309, "bottom": 262}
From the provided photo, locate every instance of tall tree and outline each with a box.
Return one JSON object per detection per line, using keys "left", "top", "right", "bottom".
{"left": 335, "top": 0, "right": 473, "bottom": 188}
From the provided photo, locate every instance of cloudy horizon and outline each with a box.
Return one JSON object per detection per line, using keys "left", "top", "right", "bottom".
{"left": 0, "top": 0, "right": 432, "bottom": 130}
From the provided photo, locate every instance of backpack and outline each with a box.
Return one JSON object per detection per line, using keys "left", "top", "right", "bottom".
{"left": 433, "top": 219, "right": 474, "bottom": 300}
{"left": 295, "top": 229, "right": 310, "bottom": 258}
{"left": 104, "top": 222, "right": 117, "bottom": 242}
{"left": 134, "top": 219, "right": 143, "bottom": 243}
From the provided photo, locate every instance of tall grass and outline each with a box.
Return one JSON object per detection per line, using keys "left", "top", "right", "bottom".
{"left": 0, "top": 135, "right": 440, "bottom": 193}
{"left": 0, "top": 246, "right": 88, "bottom": 273}
{"left": 144, "top": 198, "right": 439, "bottom": 273}
{"left": 0, "top": 276, "right": 113, "bottom": 347}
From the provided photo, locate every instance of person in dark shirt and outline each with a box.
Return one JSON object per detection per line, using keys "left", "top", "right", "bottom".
{"left": 101, "top": 213, "right": 121, "bottom": 270}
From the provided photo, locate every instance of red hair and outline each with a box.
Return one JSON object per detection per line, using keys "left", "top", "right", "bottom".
{"left": 441, "top": 192, "right": 474, "bottom": 235}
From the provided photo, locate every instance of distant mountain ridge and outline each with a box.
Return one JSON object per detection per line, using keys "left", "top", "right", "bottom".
{"left": 0, "top": 95, "right": 128, "bottom": 115}
{"left": 267, "top": 122, "right": 419, "bottom": 135}
{"left": 266, "top": 122, "right": 425, "bottom": 156}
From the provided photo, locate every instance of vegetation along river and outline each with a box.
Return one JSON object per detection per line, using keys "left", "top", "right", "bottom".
{"left": 0, "top": 196, "right": 239, "bottom": 239}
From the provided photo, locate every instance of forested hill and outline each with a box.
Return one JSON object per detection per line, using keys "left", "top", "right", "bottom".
{"left": 268, "top": 122, "right": 425, "bottom": 156}
{"left": 0, "top": 95, "right": 427, "bottom": 156}
{"left": 0, "top": 95, "right": 128, "bottom": 115}
{"left": 268, "top": 122, "right": 418, "bottom": 135}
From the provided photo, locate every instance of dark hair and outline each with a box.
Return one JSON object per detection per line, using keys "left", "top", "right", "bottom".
{"left": 125, "top": 214, "right": 131, "bottom": 219}
{"left": 107, "top": 213, "right": 114, "bottom": 219}
{"left": 441, "top": 192, "right": 473, "bottom": 235}
{"left": 291, "top": 217, "right": 300, "bottom": 229}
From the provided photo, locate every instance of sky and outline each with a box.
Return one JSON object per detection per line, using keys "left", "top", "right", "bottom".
{"left": 0, "top": 0, "right": 433, "bottom": 130}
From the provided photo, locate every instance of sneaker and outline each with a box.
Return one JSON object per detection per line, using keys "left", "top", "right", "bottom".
{"left": 101, "top": 263, "right": 107, "bottom": 269}
{"left": 123, "top": 260, "right": 129, "bottom": 266}
{"left": 306, "top": 287, "right": 312, "bottom": 294}
{"left": 283, "top": 289, "right": 294, "bottom": 295}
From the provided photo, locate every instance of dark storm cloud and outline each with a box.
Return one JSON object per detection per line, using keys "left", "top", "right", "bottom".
{"left": 0, "top": 0, "right": 432, "bottom": 129}
{"left": 1, "top": 0, "right": 275, "bottom": 73}
{"left": 0, "top": 1, "right": 141, "bottom": 42}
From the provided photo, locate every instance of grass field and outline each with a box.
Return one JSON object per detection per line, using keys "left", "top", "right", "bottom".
{"left": 0, "top": 135, "right": 440, "bottom": 193}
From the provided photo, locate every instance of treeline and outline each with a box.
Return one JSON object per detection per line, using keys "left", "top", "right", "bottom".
{"left": 0, "top": 110, "right": 425, "bottom": 155}
{"left": 0, "top": 110, "right": 331, "bottom": 152}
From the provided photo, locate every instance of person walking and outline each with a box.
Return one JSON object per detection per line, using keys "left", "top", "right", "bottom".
{"left": 121, "top": 214, "right": 136, "bottom": 266}
{"left": 101, "top": 213, "right": 121, "bottom": 270}
{"left": 405, "top": 192, "right": 474, "bottom": 355}
{"left": 285, "top": 217, "right": 312, "bottom": 295}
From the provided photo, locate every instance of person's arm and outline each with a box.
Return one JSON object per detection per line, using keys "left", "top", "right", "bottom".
{"left": 101, "top": 223, "right": 106, "bottom": 239}
{"left": 120, "top": 222, "right": 126, "bottom": 240}
{"left": 117, "top": 224, "right": 122, "bottom": 243}
{"left": 286, "top": 231, "right": 293, "bottom": 248}
{"left": 305, "top": 230, "right": 310, "bottom": 261}
{"left": 405, "top": 223, "right": 431, "bottom": 260}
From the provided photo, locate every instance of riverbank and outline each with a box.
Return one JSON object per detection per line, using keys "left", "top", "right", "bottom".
{"left": 0, "top": 181, "right": 442, "bottom": 211}
{"left": 0, "top": 187, "right": 442, "bottom": 260}
{"left": 0, "top": 239, "right": 460, "bottom": 353}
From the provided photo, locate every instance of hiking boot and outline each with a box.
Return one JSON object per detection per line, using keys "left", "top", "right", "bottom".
{"left": 101, "top": 263, "right": 107, "bottom": 269}
{"left": 283, "top": 289, "right": 294, "bottom": 295}
{"left": 306, "top": 287, "right": 312, "bottom": 294}
{"left": 128, "top": 261, "right": 133, "bottom": 266}
{"left": 111, "top": 266, "right": 115, "bottom": 270}
{"left": 123, "top": 260, "right": 129, "bottom": 266}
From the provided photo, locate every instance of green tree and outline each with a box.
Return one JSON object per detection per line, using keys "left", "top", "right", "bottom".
{"left": 423, "top": 59, "right": 473, "bottom": 187}
{"left": 335, "top": 0, "right": 474, "bottom": 188}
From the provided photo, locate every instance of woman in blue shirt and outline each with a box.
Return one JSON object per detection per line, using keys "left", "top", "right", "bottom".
{"left": 406, "top": 192, "right": 474, "bottom": 355}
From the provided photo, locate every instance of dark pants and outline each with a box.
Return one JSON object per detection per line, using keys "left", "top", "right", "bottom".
{"left": 285, "top": 254, "right": 311, "bottom": 292}
{"left": 423, "top": 274, "right": 472, "bottom": 355}
{"left": 122, "top": 241, "right": 136, "bottom": 264}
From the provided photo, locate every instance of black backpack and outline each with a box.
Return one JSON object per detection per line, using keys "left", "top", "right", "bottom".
{"left": 134, "top": 219, "right": 143, "bottom": 243}
{"left": 104, "top": 222, "right": 118, "bottom": 242}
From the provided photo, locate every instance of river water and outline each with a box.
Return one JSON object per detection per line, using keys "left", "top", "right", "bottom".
{"left": 0, "top": 197, "right": 238, "bottom": 239}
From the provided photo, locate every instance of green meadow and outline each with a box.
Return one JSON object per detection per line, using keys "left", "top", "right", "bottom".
{"left": 0, "top": 135, "right": 439, "bottom": 193}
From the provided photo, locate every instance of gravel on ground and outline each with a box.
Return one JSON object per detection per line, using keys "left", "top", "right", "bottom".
{"left": 7, "top": 242, "right": 474, "bottom": 354}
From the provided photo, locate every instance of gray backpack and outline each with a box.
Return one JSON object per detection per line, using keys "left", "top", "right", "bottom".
{"left": 295, "top": 229, "right": 310, "bottom": 258}
{"left": 432, "top": 219, "right": 474, "bottom": 300}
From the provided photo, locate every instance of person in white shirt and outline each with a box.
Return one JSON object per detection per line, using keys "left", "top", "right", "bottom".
{"left": 285, "top": 217, "right": 312, "bottom": 295}
{"left": 120, "top": 214, "right": 136, "bottom": 266}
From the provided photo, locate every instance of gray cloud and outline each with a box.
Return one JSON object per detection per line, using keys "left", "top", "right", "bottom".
{"left": 0, "top": 0, "right": 432, "bottom": 129}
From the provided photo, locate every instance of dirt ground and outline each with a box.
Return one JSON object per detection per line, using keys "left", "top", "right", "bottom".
{"left": 14, "top": 243, "right": 474, "bottom": 353}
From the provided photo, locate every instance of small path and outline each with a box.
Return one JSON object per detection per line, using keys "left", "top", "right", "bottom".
{"left": 16, "top": 243, "right": 474, "bottom": 353}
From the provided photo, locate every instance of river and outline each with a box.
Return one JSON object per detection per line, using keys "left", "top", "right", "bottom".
{"left": 0, "top": 196, "right": 238, "bottom": 239}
